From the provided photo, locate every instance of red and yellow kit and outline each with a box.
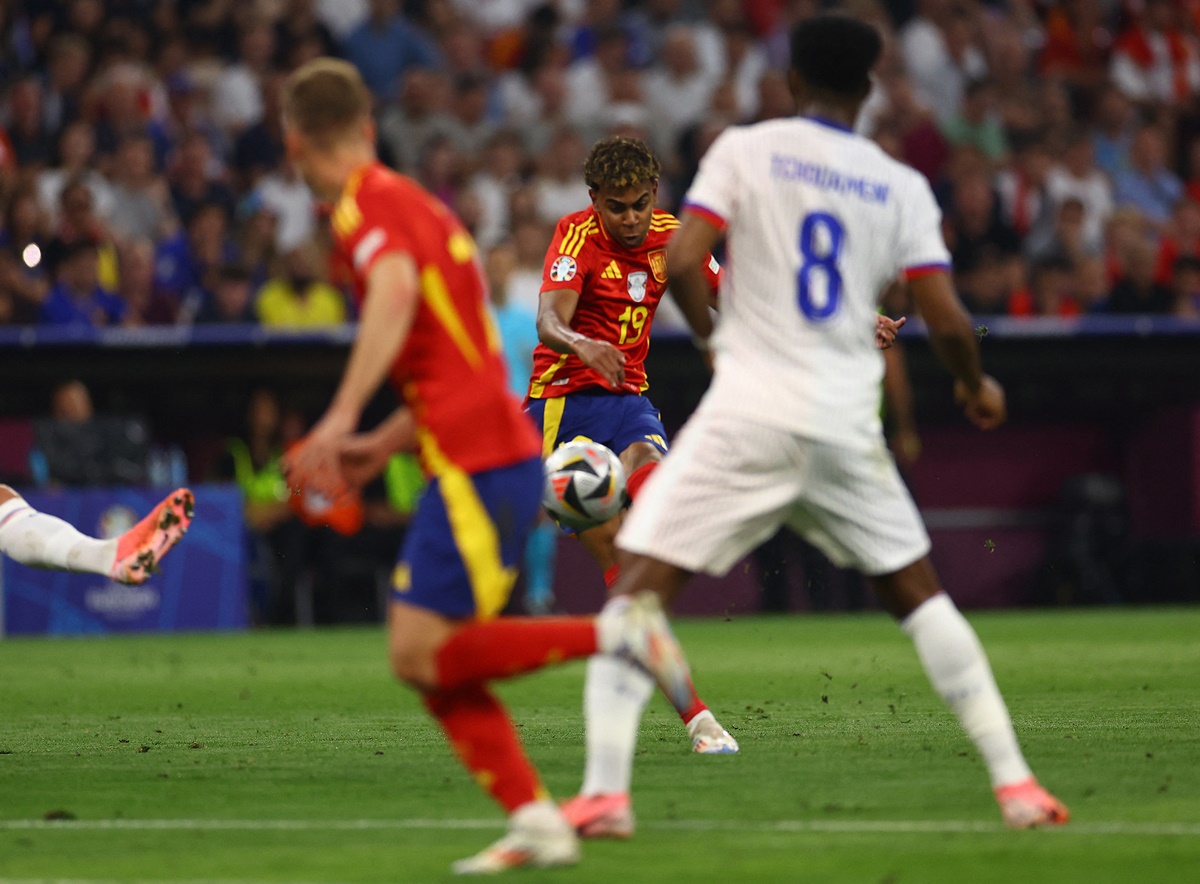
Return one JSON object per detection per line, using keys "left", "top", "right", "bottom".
{"left": 527, "top": 207, "right": 720, "bottom": 398}
{"left": 331, "top": 162, "right": 539, "bottom": 475}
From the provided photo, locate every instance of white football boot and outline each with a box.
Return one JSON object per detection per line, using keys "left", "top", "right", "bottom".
{"left": 451, "top": 800, "right": 580, "bottom": 875}
{"left": 687, "top": 710, "right": 740, "bottom": 754}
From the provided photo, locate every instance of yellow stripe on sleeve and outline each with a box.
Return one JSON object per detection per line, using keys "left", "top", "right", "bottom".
{"left": 558, "top": 222, "right": 579, "bottom": 258}
{"left": 565, "top": 220, "right": 598, "bottom": 258}
{"left": 417, "top": 428, "right": 517, "bottom": 621}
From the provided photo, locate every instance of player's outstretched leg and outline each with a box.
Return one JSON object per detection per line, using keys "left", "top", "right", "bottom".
{"left": 110, "top": 489, "right": 195, "bottom": 584}
{"left": 878, "top": 559, "right": 1068, "bottom": 829}
{"left": 565, "top": 592, "right": 698, "bottom": 838}
{"left": 589, "top": 458, "right": 738, "bottom": 756}
{"left": 392, "top": 595, "right": 691, "bottom": 870}
{"left": 0, "top": 485, "right": 193, "bottom": 585}
{"left": 629, "top": 460, "right": 737, "bottom": 752}
{"left": 564, "top": 558, "right": 707, "bottom": 839}
{"left": 601, "top": 563, "right": 738, "bottom": 755}
{"left": 427, "top": 685, "right": 581, "bottom": 875}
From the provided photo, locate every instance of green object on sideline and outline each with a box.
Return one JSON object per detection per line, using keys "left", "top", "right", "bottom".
{"left": 384, "top": 453, "right": 425, "bottom": 514}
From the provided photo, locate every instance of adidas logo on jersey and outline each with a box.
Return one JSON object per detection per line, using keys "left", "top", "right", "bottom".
{"left": 601, "top": 260, "right": 623, "bottom": 279}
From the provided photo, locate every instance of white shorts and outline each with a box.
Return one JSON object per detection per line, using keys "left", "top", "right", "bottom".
{"left": 617, "top": 409, "right": 931, "bottom": 578}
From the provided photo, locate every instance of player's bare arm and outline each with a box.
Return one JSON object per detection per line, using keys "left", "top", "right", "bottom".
{"left": 907, "top": 270, "right": 1006, "bottom": 430}
{"left": 883, "top": 343, "right": 921, "bottom": 466}
{"left": 286, "top": 252, "right": 421, "bottom": 492}
{"left": 665, "top": 212, "right": 720, "bottom": 341}
{"left": 536, "top": 287, "right": 627, "bottom": 388}
{"left": 338, "top": 406, "right": 416, "bottom": 491}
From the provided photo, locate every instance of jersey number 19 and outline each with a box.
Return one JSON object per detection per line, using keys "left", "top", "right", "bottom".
{"left": 617, "top": 305, "right": 649, "bottom": 344}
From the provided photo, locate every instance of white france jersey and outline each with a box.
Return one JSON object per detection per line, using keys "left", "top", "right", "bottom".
{"left": 683, "top": 116, "right": 950, "bottom": 450}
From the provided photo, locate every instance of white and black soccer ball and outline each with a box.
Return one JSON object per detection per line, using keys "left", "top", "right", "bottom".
{"left": 542, "top": 440, "right": 627, "bottom": 529}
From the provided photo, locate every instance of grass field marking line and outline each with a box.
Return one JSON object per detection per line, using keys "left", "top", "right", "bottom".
{"left": 3, "top": 819, "right": 1200, "bottom": 836}
{"left": 653, "top": 819, "right": 1200, "bottom": 836}
{"left": 0, "top": 819, "right": 498, "bottom": 832}
{"left": 0, "top": 879, "right": 331, "bottom": 884}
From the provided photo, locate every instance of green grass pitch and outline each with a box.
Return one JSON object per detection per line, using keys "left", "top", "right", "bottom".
{"left": 1, "top": 608, "right": 1198, "bottom": 883}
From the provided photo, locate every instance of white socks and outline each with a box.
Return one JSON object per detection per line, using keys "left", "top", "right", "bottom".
{"left": 685, "top": 708, "right": 718, "bottom": 739}
{"left": 901, "top": 592, "right": 1033, "bottom": 788}
{"left": 580, "top": 653, "right": 654, "bottom": 796}
{"left": 585, "top": 589, "right": 1032, "bottom": 796}
{"left": 0, "top": 496, "right": 116, "bottom": 576}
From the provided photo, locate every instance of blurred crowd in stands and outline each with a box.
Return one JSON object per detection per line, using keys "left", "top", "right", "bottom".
{"left": 2, "top": 0, "right": 1200, "bottom": 331}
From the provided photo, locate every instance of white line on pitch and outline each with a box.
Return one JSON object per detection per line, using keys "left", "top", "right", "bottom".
{"left": 0, "top": 880, "right": 327, "bottom": 884}
{"left": 1, "top": 819, "right": 1199, "bottom": 836}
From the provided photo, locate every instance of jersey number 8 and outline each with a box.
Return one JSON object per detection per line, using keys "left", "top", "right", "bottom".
{"left": 797, "top": 211, "right": 844, "bottom": 321}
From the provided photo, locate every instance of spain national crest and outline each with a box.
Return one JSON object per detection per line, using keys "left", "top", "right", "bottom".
{"left": 648, "top": 249, "right": 667, "bottom": 283}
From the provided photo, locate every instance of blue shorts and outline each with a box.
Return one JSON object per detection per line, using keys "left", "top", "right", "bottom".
{"left": 525, "top": 391, "right": 669, "bottom": 459}
{"left": 390, "top": 455, "right": 542, "bottom": 620}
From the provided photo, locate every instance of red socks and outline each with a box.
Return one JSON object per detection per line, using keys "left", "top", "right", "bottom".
{"left": 433, "top": 617, "right": 598, "bottom": 691}
{"left": 423, "top": 685, "right": 546, "bottom": 813}
{"left": 425, "top": 618, "right": 601, "bottom": 814}
{"left": 680, "top": 686, "right": 708, "bottom": 724}
{"left": 625, "top": 460, "right": 659, "bottom": 501}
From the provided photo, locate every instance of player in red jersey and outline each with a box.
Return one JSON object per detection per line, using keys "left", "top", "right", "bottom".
{"left": 279, "top": 59, "right": 693, "bottom": 874}
{"left": 523, "top": 138, "right": 735, "bottom": 839}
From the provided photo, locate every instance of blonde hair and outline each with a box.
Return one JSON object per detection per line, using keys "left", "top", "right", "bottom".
{"left": 282, "top": 58, "right": 372, "bottom": 149}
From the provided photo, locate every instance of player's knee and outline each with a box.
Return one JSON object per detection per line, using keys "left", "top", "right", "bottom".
{"left": 0, "top": 485, "right": 20, "bottom": 505}
{"left": 871, "top": 556, "right": 942, "bottom": 619}
{"left": 618, "top": 441, "right": 662, "bottom": 476}
{"left": 389, "top": 645, "right": 438, "bottom": 691}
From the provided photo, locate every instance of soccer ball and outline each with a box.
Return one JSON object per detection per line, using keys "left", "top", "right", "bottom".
{"left": 542, "top": 440, "right": 627, "bottom": 529}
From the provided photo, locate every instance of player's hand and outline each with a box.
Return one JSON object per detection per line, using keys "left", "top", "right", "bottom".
{"left": 338, "top": 431, "right": 393, "bottom": 492}
{"left": 282, "top": 418, "right": 353, "bottom": 497}
{"left": 575, "top": 339, "right": 627, "bottom": 389}
{"left": 955, "top": 374, "right": 1006, "bottom": 430}
{"left": 875, "top": 315, "right": 906, "bottom": 350}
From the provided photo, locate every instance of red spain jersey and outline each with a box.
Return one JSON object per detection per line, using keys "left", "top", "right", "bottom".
{"left": 331, "top": 163, "right": 539, "bottom": 475}
{"left": 527, "top": 207, "right": 720, "bottom": 398}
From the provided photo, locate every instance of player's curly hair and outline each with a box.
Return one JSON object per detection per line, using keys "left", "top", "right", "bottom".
{"left": 583, "top": 137, "right": 661, "bottom": 192}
